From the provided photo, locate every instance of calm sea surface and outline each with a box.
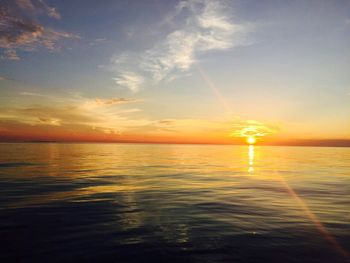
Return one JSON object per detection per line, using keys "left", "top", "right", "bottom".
{"left": 0, "top": 143, "right": 349, "bottom": 262}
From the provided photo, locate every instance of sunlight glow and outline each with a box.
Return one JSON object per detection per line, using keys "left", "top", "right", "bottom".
{"left": 248, "top": 145, "right": 254, "bottom": 173}
{"left": 246, "top": 137, "right": 256, "bottom": 145}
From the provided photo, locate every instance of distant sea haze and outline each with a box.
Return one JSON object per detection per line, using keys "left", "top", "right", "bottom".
{"left": 0, "top": 143, "right": 349, "bottom": 262}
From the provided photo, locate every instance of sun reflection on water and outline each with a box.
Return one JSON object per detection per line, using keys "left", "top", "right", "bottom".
{"left": 248, "top": 145, "right": 254, "bottom": 173}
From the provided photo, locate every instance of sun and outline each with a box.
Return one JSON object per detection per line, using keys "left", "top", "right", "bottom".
{"left": 246, "top": 136, "right": 256, "bottom": 145}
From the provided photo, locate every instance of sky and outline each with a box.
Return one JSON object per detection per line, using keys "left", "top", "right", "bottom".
{"left": 0, "top": 0, "right": 350, "bottom": 145}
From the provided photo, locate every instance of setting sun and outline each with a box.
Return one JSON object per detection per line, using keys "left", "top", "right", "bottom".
{"left": 246, "top": 137, "right": 256, "bottom": 145}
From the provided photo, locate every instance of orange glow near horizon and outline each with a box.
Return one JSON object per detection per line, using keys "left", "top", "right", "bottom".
{"left": 1, "top": 115, "right": 350, "bottom": 146}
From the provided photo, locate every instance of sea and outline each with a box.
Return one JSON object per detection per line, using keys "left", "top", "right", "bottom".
{"left": 0, "top": 143, "right": 349, "bottom": 262}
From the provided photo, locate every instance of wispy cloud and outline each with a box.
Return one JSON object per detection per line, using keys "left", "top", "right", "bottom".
{"left": 1, "top": 49, "right": 20, "bottom": 60}
{"left": 0, "top": 91, "right": 147, "bottom": 136}
{"left": 37, "top": 116, "right": 61, "bottom": 126}
{"left": 0, "top": 0, "right": 78, "bottom": 60}
{"left": 158, "top": 120, "right": 174, "bottom": 125}
{"left": 94, "top": 97, "right": 138, "bottom": 106}
{"left": 89, "top": 38, "right": 108, "bottom": 46}
{"left": 113, "top": 72, "right": 144, "bottom": 93}
{"left": 0, "top": 105, "right": 95, "bottom": 127}
{"left": 0, "top": 75, "right": 12, "bottom": 81}
{"left": 19, "top": 91, "right": 139, "bottom": 109}
{"left": 16, "top": 0, "right": 60, "bottom": 19}
{"left": 19, "top": 91, "right": 48, "bottom": 97}
{"left": 109, "top": 0, "right": 248, "bottom": 92}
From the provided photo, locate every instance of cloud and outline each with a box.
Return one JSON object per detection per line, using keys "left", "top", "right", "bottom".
{"left": 2, "top": 49, "right": 20, "bottom": 60}
{"left": 38, "top": 117, "right": 61, "bottom": 126}
{"left": 15, "top": 0, "right": 36, "bottom": 11}
{"left": 109, "top": 0, "right": 247, "bottom": 92}
{"left": 0, "top": 91, "right": 150, "bottom": 138}
{"left": 94, "top": 97, "right": 137, "bottom": 106}
{"left": 120, "top": 108, "right": 142, "bottom": 113}
{"left": 142, "top": 0, "right": 243, "bottom": 81}
{"left": 0, "top": 75, "right": 12, "bottom": 80}
{"left": 19, "top": 91, "right": 48, "bottom": 97}
{"left": 0, "top": 104, "right": 96, "bottom": 127}
{"left": 18, "top": 91, "right": 139, "bottom": 109}
{"left": 113, "top": 72, "right": 144, "bottom": 92}
{"left": 0, "top": 0, "right": 78, "bottom": 60}
{"left": 89, "top": 38, "right": 108, "bottom": 46}
{"left": 158, "top": 120, "right": 174, "bottom": 125}
{"left": 16, "top": 0, "right": 60, "bottom": 19}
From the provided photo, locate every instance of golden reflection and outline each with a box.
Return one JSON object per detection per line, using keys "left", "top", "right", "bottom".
{"left": 248, "top": 145, "right": 254, "bottom": 173}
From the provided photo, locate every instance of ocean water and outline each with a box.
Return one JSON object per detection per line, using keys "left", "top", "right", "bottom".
{"left": 0, "top": 143, "right": 349, "bottom": 262}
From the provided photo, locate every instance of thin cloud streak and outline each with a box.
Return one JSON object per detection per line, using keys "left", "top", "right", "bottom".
{"left": 16, "top": 0, "right": 61, "bottom": 19}
{"left": 94, "top": 98, "right": 138, "bottom": 106}
{"left": 2, "top": 49, "right": 20, "bottom": 60}
{"left": 0, "top": 75, "right": 12, "bottom": 81}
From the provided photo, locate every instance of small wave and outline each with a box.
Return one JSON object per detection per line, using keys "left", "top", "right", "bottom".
{"left": 0, "top": 162, "right": 35, "bottom": 168}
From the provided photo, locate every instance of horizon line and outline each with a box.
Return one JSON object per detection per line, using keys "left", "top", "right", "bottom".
{"left": 1, "top": 139, "right": 350, "bottom": 148}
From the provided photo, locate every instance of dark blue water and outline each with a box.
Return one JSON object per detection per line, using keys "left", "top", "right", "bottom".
{"left": 0, "top": 143, "right": 349, "bottom": 262}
